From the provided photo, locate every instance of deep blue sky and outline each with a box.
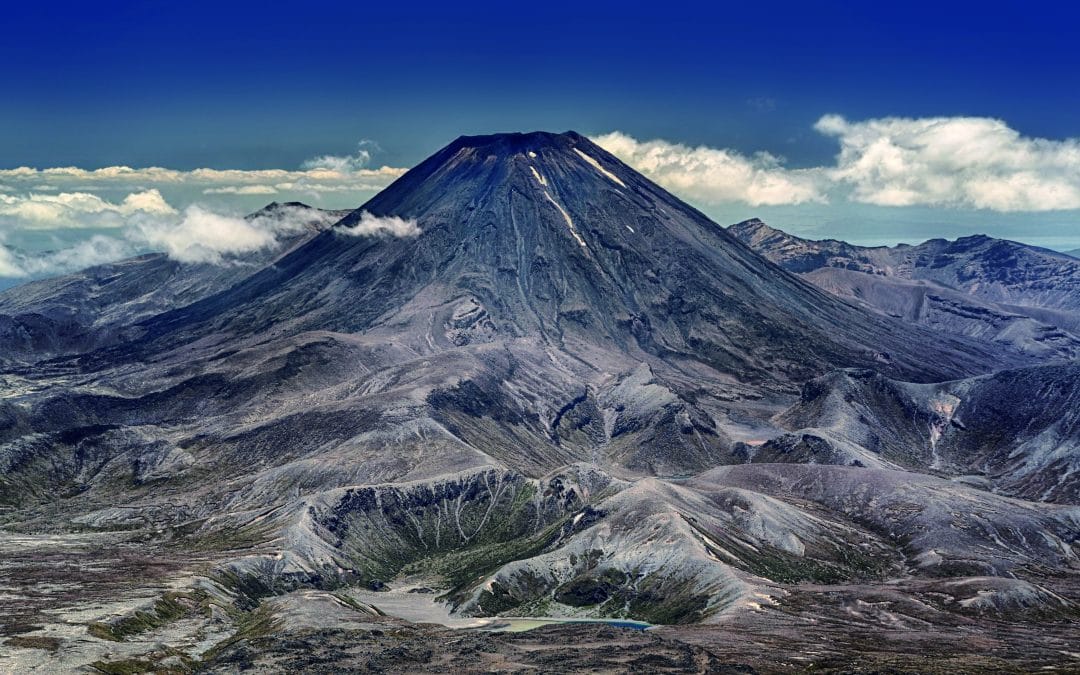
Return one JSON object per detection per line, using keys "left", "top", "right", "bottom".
{"left": 1, "top": 0, "right": 1079, "bottom": 282}
{"left": 4, "top": 0, "right": 1079, "bottom": 170}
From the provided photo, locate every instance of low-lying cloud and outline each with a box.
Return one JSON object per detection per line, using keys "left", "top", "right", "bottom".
{"left": 591, "top": 131, "right": 827, "bottom": 206}
{"left": 0, "top": 235, "right": 136, "bottom": 278}
{"left": 0, "top": 189, "right": 175, "bottom": 229}
{"left": 132, "top": 201, "right": 354, "bottom": 265}
{"left": 0, "top": 195, "right": 420, "bottom": 277}
{"left": 0, "top": 244, "right": 27, "bottom": 277}
{"left": 0, "top": 140, "right": 415, "bottom": 277}
{"left": 136, "top": 206, "right": 279, "bottom": 264}
{"left": 593, "top": 117, "right": 1080, "bottom": 212}
{"left": 340, "top": 211, "right": 421, "bottom": 238}
{"left": 815, "top": 114, "right": 1080, "bottom": 211}
{"left": 0, "top": 152, "right": 406, "bottom": 206}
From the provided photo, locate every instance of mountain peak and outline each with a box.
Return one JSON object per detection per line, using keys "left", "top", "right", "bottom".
{"left": 726, "top": 218, "right": 793, "bottom": 250}
{"left": 728, "top": 218, "right": 772, "bottom": 234}
{"left": 428, "top": 131, "right": 616, "bottom": 178}
{"left": 449, "top": 130, "right": 586, "bottom": 150}
{"left": 249, "top": 201, "right": 318, "bottom": 217}
{"left": 351, "top": 128, "right": 637, "bottom": 228}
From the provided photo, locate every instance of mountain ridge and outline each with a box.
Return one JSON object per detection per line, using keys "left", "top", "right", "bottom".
{"left": 729, "top": 218, "right": 1080, "bottom": 359}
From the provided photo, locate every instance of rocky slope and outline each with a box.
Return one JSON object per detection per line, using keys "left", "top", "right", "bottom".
{"left": 761, "top": 364, "right": 1080, "bottom": 504}
{"left": 729, "top": 219, "right": 1080, "bottom": 359}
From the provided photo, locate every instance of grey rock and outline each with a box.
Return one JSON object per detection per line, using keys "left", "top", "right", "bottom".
{"left": 729, "top": 218, "right": 1080, "bottom": 359}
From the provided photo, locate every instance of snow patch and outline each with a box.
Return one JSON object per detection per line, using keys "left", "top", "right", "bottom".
{"left": 543, "top": 190, "right": 588, "bottom": 249}
{"left": 529, "top": 166, "right": 548, "bottom": 187}
{"left": 573, "top": 148, "right": 628, "bottom": 188}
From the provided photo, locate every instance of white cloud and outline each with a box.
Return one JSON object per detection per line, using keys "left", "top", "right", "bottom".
{"left": 593, "top": 120, "right": 1080, "bottom": 213}
{"left": 301, "top": 140, "right": 381, "bottom": 172}
{"left": 0, "top": 189, "right": 175, "bottom": 229}
{"left": 0, "top": 141, "right": 413, "bottom": 277}
{"left": 0, "top": 235, "right": 136, "bottom": 278}
{"left": 339, "top": 211, "right": 421, "bottom": 238}
{"left": 0, "top": 192, "right": 352, "bottom": 276}
{"left": 815, "top": 114, "right": 1080, "bottom": 211}
{"left": 0, "top": 244, "right": 26, "bottom": 277}
{"left": 203, "top": 185, "right": 279, "bottom": 195}
{"left": 133, "top": 202, "right": 347, "bottom": 265}
{"left": 0, "top": 161, "right": 406, "bottom": 202}
{"left": 135, "top": 205, "right": 279, "bottom": 264}
{"left": 590, "top": 131, "right": 827, "bottom": 206}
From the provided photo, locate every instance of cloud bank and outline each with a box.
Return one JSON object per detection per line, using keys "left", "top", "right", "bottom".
{"left": 593, "top": 117, "right": 1080, "bottom": 212}
{"left": 0, "top": 156, "right": 406, "bottom": 205}
{"left": 591, "top": 131, "right": 827, "bottom": 206}
{"left": 0, "top": 141, "right": 415, "bottom": 277}
{"left": 815, "top": 115, "right": 1080, "bottom": 211}
{"left": 0, "top": 236, "right": 136, "bottom": 278}
{"left": 0, "top": 189, "right": 175, "bottom": 229}
{"left": 0, "top": 197, "right": 334, "bottom": 274}
{"left": 0, "top": 196, "right": 421, "bottom": 277}
{"left": 135, "top": 206, "right": 279, "bottom": 264}
{"left": 138, "top": 202, "right": 356, "bottom": 265}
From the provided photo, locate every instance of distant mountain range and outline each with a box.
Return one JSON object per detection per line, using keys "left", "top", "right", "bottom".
{"left": 0, "top": 202, "right": 349, "bottom": 364}
{"left": 2, "top": 133, "right": 1077, "bottom": 672}
{"left": 729, "top": 219, "right": 1080, "bottom": 360}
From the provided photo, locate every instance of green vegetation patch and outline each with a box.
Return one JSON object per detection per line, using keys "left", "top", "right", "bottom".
{"left": 401, "top": 514, "right": 571, "bottom": 603}
{"left": 86, "top": 590, "right": 209, "bottom": 642}
{"left": 200, "top": 602, "right": 283, "bottom": 662}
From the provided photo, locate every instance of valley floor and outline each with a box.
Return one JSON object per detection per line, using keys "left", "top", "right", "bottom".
{"left": 1, "top": 528, "right": 1077, "bottom": 674}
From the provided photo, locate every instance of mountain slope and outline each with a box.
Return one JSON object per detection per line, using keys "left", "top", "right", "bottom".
{"left": 753, "top": 363, "right": 1080, "bottom": 504}
{"left": 132, "top": 132, "right": 1013, "bottom": 386}
{"left": 730, "top": 219, "right": 1080, "bottom": 358}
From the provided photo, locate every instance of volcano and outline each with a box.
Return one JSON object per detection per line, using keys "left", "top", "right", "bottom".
{"left": 132, "top": 131, "right": 1010, "bottom": 385}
